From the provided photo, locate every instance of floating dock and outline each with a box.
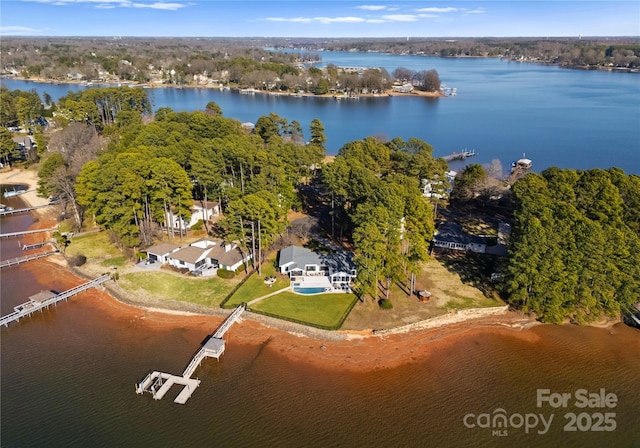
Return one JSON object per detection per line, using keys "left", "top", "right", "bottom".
{"left": 136, "top": 372, "right": 201, "bottom": 404}
{"left": 0, "top": 274, "right": 111, "bottom": 327}
{"left": 136, "top": 304, "right": 245, "bottom": 404}
{"left": 442, "top": 149, "right": 476, "bottom": 162}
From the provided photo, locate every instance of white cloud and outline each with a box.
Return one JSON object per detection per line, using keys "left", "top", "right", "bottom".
{"left": 265, "top": 16, "right": 366, "bottom": 25}
{"left": 417, "top": 14, "right": 437, "bottom": 19}
{"left": 464, "top": 8, "right": 486, "bottom": 14}
{"left": 21, "top": 0, "right": 188, "bottom": 10}
{"left": 132, "top": 2, "right": 185, "bottom": 10}
{"left": 381, "top": 14, "right": 418, "bottom": 22}
{"left": 415, "top": 7, "right": 458, "bottom": 13}
{"left": 356, "top": 5, "right": 387, "bottom": 11}
{"left": 0, "top": 25, "right": 44, "bottom": 35}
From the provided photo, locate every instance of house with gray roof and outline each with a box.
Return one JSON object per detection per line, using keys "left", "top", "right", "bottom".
{"left": 432, "top": 223, "right": 487, "bottom": 253}
{"left": 168, "top": 245, "right": 211, "bottom": 271}
{"left": 145, "top": 242, "right": 181, "bottom": 263}
{"left": 166, "top": 238, "right": 251, "bottom": 274}
{"left": 278, "top": 245, "right": 356, "bottom": 286}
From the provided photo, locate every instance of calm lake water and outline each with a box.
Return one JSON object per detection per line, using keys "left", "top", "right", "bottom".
{"left": 2, "top": 54, "right": 639, "bottom": 174}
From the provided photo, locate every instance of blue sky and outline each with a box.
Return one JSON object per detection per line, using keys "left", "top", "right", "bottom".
{"left": 1, "top": 1, "right": 638, "bottom": 37}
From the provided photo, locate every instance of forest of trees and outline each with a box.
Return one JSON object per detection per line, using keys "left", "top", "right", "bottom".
{"left": 279, "top": 37, "right": 640, "bottom": 70}
{"left": 33, "top": 87, "right": 325, "bottom": 256}
{"left": 504, "top": 168, "right": 640, "bottom": 324}
{"left": 322, "top": 137, "right": 447, "bottom": 302}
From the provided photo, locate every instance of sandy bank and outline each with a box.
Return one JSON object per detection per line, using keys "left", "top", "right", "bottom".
{"left": 0, "top": 168, "right": 51, "bottom": 208}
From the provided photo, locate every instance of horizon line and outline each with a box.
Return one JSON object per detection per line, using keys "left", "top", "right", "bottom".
{"left": 2, "top": 35, "right": 639, "bottom": 39}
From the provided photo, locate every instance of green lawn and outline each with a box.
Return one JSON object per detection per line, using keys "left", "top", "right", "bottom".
{"left": 101, "top": 256, "right": 127, "bottom": 267}
{"left": 118, "top": 271, "right": 240, "bottom": 307}
{"left": 251, "top": 292, "right": 356, "bottom": 328}
{"left": 66, "top": 232, "right": 121, "bottom": 259}
{"left": 224, "top": 257, "right": 289, "bottom": 307}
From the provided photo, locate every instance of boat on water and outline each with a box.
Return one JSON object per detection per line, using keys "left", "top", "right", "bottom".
{"left": 3, "top": 189, "right": 26, "bottom": 198}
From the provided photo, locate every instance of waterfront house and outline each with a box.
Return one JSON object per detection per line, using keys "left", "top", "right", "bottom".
{"left": 392, "top": 83, "right": 414, "bottom": 93}
{"left": 167, "top": 244, "right": 211, "bottom": 272}
{"left": 205, "top": 240, "right": 250, "bottom": 272}
{"left": 278, "top": 245, "right": 356, "bottom": 287}
{"left": 166, "top": 239, "right": 251, "bottom": 274}
{"left": 145, "top": 242, "right": 181, "bottom": 263}
{"left": 12, "top": 136, "right": 37, "bottom": 160}
{"left": 432, "top": 223, "right": 487, "bottom": 253}
{"left": 191, "top": 201, "right": 220, "bottom": 226}
{"left": 421, "top": 171, "right": 456, "bottom": 199}
{"left": 164, "top": 201, "right": 220, "bottom": 231}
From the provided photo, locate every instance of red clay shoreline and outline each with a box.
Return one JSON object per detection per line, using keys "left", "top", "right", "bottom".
{"left": 21, "top": 255, "right": 541, "bottom": 373}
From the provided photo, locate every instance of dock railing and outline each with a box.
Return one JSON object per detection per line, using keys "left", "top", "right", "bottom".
{"left": 0, "top": 274, "right": 111, "bottom": 327}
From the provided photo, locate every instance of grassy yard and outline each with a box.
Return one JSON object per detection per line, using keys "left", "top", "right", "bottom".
{"left": 251, "top": 291, "right": 356, "bottom": 328}
{"left": 224, "top": 256, "right": 289, "bottom": 307}
{"left": 441, "top": 295, "right": 499, "bottom": 310}
{"left": 118, "top": 271, "right": 241, "bottom": 307}
{"left": 66, "top": 232, "right": 121, "bottom": 260}
{"left": 341, "top": 258, "right": 504, "bottom": 331}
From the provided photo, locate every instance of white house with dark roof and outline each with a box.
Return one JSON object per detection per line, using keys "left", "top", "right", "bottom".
{"left": 191, "top": 201, "right": 220, "bottom": 226}
{"left": 165, "top": 201, "right": 220, "bottom": 231}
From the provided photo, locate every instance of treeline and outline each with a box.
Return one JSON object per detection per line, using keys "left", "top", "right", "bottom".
{"left": 0, "top": 37, "right": 444, "bottom": 94}
{"left": 323, "top": 137, "right": 447, "bottom": 302}
{"left": 277, "top": 37, "right": 640, "bottom": 70}
{"left": 1, "top": 37, "right": 307, "bottom": 84}
{"left": 34, "top": 87, "right": 325, "bottom": 254}
{"left": 0, "top": 87, "right": 49, "bottom": 164}
{"left": 504, "top": 168, "right": 640, "bottom": 323}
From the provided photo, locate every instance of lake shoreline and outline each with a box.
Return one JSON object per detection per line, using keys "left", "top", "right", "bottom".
{"left": 3, "top": 167, "right": 624, "bottom": 373}
{"left": 0, "top": 74, "right": 445, "bottom": 98}
{"left": 15, "top": 258, "right": 630, "bottom": 374}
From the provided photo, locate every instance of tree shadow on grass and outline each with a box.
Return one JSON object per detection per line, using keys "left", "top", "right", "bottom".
{"left": 436, "top": 250, "right": 501, "bottom": 298}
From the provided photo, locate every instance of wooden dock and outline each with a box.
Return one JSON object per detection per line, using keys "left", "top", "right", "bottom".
{"left": 135, "top": 372, "right": 201, "bottom": 404}
{"left": 0, "top": 204, "right": 53, "bottom": 217}
{"left": 22, "top": 240, "right": 54, "bottom": 251}
{"left": 0, "top": 274, "right": 111, "bottom": 327}
{"left": 136, "top": 304, "right": 246, "bottom": 404}
{"left": 0, "top": 227, "right": 59, "bottom": 239}
{"left": 442, "top": 149, "right": 476, "bottom": 162}
{"left": 0, "top": 250, "right": 59, "bottom": 269}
